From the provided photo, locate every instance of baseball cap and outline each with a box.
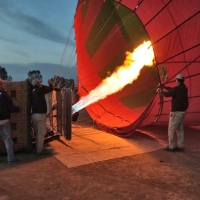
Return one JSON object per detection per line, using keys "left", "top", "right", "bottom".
{"left": 32, "top": 79, "right": 40, "bottom": 86}
{"left": 176, "top": 74, "right": 185, "bottom": 80}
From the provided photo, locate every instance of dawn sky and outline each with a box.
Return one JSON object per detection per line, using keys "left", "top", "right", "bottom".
{"left": 0, "top": 0, "right": 78, "bottom": 84}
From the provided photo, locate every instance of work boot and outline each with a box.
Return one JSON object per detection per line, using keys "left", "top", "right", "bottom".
{"left": 36, "top": 149, "right": 50, "bottom": 156}
{"left": 164, "top": 146, "right": 174, "bottom": 152}
{"left": 174, "top": 146, "right": 184, "bottom": 152}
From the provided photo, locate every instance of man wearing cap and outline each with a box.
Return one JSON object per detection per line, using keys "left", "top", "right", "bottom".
{"left": 157, "top": 74, "right": 188, "bottom": 152}
{"left": 0, "top": 78, "right": 20, "bottom": 164}
{"left": 31, "top": 79, "right": 54, "bottom": 155}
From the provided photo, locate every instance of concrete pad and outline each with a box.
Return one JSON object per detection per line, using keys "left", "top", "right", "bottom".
{"left": 46, "top": 124, "right": 167, "bottom": 168}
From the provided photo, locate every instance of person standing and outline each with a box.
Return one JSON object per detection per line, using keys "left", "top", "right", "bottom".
{"left": 0, "top": 78, "right": 20, "bottom": 164}
{"left": 31, "top": 79, "right": 54, "bottom": 155}
{"left": 157, "top": 74, "right": 188, "bottom": 152}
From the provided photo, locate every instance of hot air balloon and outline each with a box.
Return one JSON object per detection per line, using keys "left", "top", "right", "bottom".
{"left": 73, "top": 0, "right": 200, "bottom": 137}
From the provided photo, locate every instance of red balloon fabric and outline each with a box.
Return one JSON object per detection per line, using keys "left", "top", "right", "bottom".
{"left": 74, "top": 0, "right": 200, "bottom": 137}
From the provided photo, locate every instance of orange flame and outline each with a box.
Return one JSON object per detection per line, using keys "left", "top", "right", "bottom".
{"left": 72, "top": 41, "right": 154, "bottom": 114}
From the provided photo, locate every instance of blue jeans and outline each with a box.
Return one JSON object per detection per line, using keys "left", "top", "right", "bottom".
{"left": 0, "top": 121, "right": 15, "bottom": 162}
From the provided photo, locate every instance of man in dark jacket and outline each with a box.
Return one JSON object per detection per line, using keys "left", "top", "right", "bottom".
{"left": 31, "top": 79, "right": 54, "bottom": 155}
{"left": 157, "top": 74, "right": 188, "bottom": 152}
{"left": 0, "top": 78, "right": 20, "bottom": 164}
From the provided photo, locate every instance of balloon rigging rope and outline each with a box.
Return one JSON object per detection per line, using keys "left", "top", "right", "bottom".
{"left": 54, "top": 1, "right": 116, "bottom": 86}
{"left": 54, "top": 46, "right": 76, "bottom": 87}
{"left": 53, "top": 20, "right": 75, "bottom": 86}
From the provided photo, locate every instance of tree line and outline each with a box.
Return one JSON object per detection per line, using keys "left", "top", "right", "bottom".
{"left": 0, "top": 67, "right": 75, "bottom": 90}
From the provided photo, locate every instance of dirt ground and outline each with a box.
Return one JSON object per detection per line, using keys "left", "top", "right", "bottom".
{"left": 0, "top": 125, "right": 200, "bottom": 200}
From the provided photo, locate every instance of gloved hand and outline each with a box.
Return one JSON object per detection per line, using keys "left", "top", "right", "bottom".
{"left": 157, "top": 83, "right": 164, "bottom": 89}
{"left": 156, "top": 88, "right": 161, "bottom": 94}
{"left": 53, "top": 87, "right": 61, "bottom": 91}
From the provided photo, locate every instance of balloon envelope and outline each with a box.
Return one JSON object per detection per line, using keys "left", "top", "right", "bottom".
{"left": 74, "top": 0, "right": 200, "bottom": 136}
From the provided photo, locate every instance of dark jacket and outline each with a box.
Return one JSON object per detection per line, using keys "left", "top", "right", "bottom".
{"left": 0, "top": 90, "right": 20, "bottom": 120}
{"left": 31, "top": 85, "right": 53, "bottom": 114}
{"left": 161, "top": 83, "right": 188, "bottom": 112}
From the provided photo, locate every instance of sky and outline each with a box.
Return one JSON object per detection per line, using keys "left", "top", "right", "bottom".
{"left": 0, "top": 0, "right": 78, "bottom": 84}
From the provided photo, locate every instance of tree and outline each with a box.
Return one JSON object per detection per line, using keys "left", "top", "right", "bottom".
{"left": 0, "top": 66, "right": 12, "bottom": 80}
{"left": 7, "top": 76, "right": 12, "bottom": 81}
{"left": 0, "top": 66, "right": 8, "bottom": 80}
